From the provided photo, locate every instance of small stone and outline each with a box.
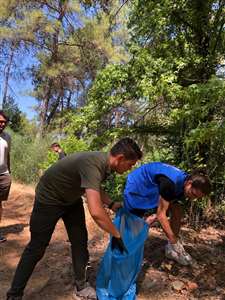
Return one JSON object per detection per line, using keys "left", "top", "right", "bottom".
{"left": 142, "top": 279, "right": 158, "bottom": 290}
{"left": 172, "top": 280, "right": 185, "bottom": 291}
{"left": 168, "top": 274, "right": 175, "bottom": 280}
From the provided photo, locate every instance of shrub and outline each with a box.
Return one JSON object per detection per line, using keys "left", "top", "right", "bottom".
{"left": 10, "top": 131, "right": 51, "bottom": 184}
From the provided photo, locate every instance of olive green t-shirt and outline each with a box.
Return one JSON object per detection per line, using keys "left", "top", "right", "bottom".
{"left": 36, "top": 152, "right": 110, "bottom": 205}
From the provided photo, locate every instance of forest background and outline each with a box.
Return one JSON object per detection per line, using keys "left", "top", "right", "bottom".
{"left": 1, "top": 0, "right": 225, "bottom": 228}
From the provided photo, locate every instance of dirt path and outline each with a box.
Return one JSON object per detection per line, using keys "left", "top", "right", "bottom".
{"left": 1, "top": 182, "right": 225, "bottom": 300}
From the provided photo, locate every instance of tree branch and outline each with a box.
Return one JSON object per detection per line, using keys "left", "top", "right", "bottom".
{"left": 113, "top": 0, "right": 130, "bottom": 19}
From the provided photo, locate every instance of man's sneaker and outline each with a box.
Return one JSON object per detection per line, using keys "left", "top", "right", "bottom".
{"left": 165, "top": 244, "right": 192, "bottom": 266}
{"left": 7, "top": 296, "right": 22, "bottom": 300}
{"left": 0, "top": 236, "right": 6, "bottom": 243}
{"left": 74, "top": 282, "right": 96, "bottom": 299}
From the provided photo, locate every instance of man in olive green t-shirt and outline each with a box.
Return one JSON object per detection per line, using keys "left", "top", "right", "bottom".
{"left": 7, "top": 138, "right": 142, "bottom": 300}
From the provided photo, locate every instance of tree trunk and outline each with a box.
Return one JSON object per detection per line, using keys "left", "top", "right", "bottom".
{"left": 2, "top": 45, "right": 15, "bottom": 107}
{"left": 37, "top": 0, "right": 68, "bottom": 136}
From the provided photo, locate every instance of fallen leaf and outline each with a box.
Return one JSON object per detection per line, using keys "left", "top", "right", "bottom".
{"left": 186, "top": 281, "right": 198, "bottom": 291}
{"left": 161, "top": 262, "right": 172, "bottom": 271}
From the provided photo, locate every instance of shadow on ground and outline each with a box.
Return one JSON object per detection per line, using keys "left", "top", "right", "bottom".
{"left": 1, "top": 223, "right": 28, "bottom": 236}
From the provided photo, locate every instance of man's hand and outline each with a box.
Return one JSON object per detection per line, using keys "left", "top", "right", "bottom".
{"left": 109, "top": 202, "right": 123, "bottom": 212}
{"left": 145, "top": 214, "right": 157, "bottom": 225}
{"left": 169, "top": 240, "right": 185, "bottom": 254}
{"left": 111, "top": 237, "right": 128, "bottom": 254}
{"left": 166, "top": 240, "right": 192, "bottom": 265}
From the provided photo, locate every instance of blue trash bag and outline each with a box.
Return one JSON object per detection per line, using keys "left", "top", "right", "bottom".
{"left": 96, "top": 208, "right": 149, "bottom": 300}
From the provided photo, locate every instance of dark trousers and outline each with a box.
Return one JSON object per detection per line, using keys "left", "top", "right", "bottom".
{"left": 7, "top": 198, "right": 89, "bottom": 297}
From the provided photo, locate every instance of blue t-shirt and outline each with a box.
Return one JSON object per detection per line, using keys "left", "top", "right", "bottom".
{"left": 124, "top": 162, "right": 188, "bottom": 212}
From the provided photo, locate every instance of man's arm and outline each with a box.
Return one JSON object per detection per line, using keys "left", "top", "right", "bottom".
{"left": 86, "top": 188, "right": 121, "bottom": 238}
{"left": 156, "top": 196, "right": 177, "bottom": 244}
{"left": 100, "top": 189, "right": 112, "bottom": 206}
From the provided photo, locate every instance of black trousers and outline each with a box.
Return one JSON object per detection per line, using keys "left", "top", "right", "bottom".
{"left": 7, "top": 198, "right": 89, "bottom": 297}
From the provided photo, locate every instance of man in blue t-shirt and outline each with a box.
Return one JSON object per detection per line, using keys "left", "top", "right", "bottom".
{"left": 124, "top": 162, "right": 211, "bottom": 264}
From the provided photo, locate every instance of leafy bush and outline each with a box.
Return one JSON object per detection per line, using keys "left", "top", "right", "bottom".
{"left": 10, "top": 131, "right": 51, "bottom": 184}
{"left": 10, "top": 131, "right": 89, "bottom": 183}
{"left": 103, "top": 173, "right": 127, "bottom": 203}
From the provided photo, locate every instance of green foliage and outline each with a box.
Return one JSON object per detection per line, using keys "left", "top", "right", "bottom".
{"left": 3, "top": 96, "right": 23, "bottom": 132}
{"left": 67, "top": 0, "right": 225, "bottom": 223}
{"left": 142, "top": 147, "right": 175, "bottom": 165}
{"left": 216, "top": 200, "right": 225, "bottom": 216}
{"left": 40, "top": 150, "right": 59, "bottom": 171}
{"left": 10, "top": 130, "right": 89, "bottom": 184}
{"left": 10, "top": 131, "right": 51, "bottom": 184}
{"left": 19, "top": 117, "right": 39, "bottom": 137}
{"left": 103, "top": 173, "right": 127, "bottom": 203}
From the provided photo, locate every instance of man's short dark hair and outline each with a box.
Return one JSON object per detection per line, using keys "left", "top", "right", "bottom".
{"left": 110, "top": 137, "right": 142, "bottom": 160}
{"left": 0, "top": 110, "right": 9, "bottom": 122}
{"left": 50, "top": 142, "right": 61, "bottom": 148}
{"left": 189, "top": 169, "right": 212, "bottom": 195}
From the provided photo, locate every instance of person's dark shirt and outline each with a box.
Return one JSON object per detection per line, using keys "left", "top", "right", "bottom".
{"left": 36, "top": 152, "right": 110, "bottom": 206}
{"left": 58, "top": 151, "right": 66, "bottom": 160}
{"left": 155, "top": 174, "right": 184, "bottom": 202}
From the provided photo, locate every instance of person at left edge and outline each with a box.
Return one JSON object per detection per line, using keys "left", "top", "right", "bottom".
{"left": 0, "top": 110, "right": 11, "bottom": 243}
{"left": 6, "top": 137, "right": 142, "bottom": 300}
